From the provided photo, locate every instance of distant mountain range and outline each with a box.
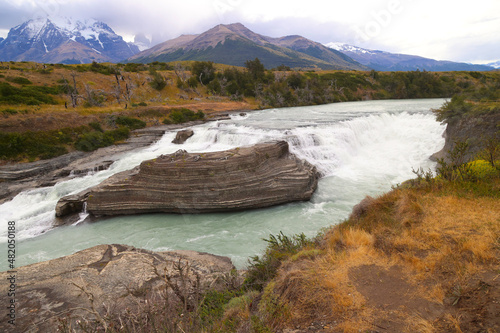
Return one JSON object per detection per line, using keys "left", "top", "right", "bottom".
{"left": 0, "top": 18, "right": 496, "bottom": 72}
{"left": 128, "top": 23, "right": 367, "bottom": 70}
{"left": 0, "top": 17, "right": 139, "bottom": 64}
{"left": 486, "top": 60, "right": 500, "bottom": 69}
{"left": 326, "top": 43, "right": 495, "bottom": 72}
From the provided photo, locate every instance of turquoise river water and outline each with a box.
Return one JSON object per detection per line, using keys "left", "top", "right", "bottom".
{"left": 0, "top": 99, "right": 447, "bottom": 269}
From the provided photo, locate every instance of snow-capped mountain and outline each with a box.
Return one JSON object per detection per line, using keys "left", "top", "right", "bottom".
{"left": 0, "top": 17, "right": 139, "bottom": 64}
{"left": 487, "top": 61, "right": 500, "bottom": 69}
{"left": 325, "top": 42, "right": 494, "bottom": 72}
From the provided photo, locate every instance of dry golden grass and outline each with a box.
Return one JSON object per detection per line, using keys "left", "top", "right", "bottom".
{"left": 0, "top": 62, "right": 259, "bottom": 134}
{"left": 259, "top": 182, "right": 500, "bottom": 332}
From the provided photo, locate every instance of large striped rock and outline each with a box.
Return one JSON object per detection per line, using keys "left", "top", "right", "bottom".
{"left": 84, "top": 140, "right": 319, "bottom": 216}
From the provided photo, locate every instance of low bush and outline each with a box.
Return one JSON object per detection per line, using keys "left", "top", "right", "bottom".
{"left": 0, "top": 82, "right": 59, "bottom": 105}
{"left": 149, "top": 68, "right": 167, "bottom": 91}
{"left": 115, "top": 116, "right": 146, "bottom": 130}
{"left": 244, "top": 232, "right": 315, "bottom": 291}
{"left": 75, "top": 127, "right": 129, "bottom": 152}
{"left": 164, "top": 108, "right": 205, "bottom": 124}
{"left": 1, "top": 108, "right": 18, "bottom": 116}
{"left": 0, "top": 131, "right": 69, "bottom": 160}
{"left": 6, "top": 76, "right": 32, "bottom": 85}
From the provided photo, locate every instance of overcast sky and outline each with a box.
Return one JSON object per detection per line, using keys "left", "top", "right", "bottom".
{"left": 0, "top": 0, "right": 499, "bottom": 63}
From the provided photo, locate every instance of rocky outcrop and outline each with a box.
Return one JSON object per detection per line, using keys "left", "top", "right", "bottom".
{"left": 0, "top": 244, "right": 235, "bottom": 332}
{"left": 0, "top": 128, "right": 166, "bottom": 205}
{"left": 82, "top": 141, "right": 318, "bottom": 216}
{"left": 172, "top": 129, "right": 194, "bottom": 144}
{"left": 0, "top": 151, "right": 86, "bottom": 181}
{"left": 55, "top": 192, "right": 89, "bottom": 217}
{"left": 431, "top": 112, "right": 500, "bottom": 162}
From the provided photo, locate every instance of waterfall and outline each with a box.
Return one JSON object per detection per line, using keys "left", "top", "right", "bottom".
{"left": 72, "top": 202, "right": 88, "bottom": 226}
{"left": 0, "top": 99, "right": 447, "bottom": 269}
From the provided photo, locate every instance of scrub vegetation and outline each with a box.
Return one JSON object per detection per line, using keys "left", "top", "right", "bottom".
{"left": 0, "top": 60, "right": 498, "bottom": 162}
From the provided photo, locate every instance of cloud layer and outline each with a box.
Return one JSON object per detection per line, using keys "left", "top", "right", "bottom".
{"left": 0, "top": 0, "right": 499, "bottom": 63}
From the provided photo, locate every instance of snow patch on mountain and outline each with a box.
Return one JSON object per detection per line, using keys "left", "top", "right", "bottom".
{"left": 0, "top": 16, "right": 140, "bottom": 63}
{"left": 324, "top": 42, "right": 377, "bottom": 55}
{"left": 487, "top": 61, "right": 500, "bottom": 69}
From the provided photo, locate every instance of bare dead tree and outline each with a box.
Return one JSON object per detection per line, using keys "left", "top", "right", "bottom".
{"left": 70, "top": 72, "right": 79, "bottom": 107}
{"left": 174, "top": 63, "right": 189, "bottom": 84}
{"left": 60, "top": 73, "right": 79, "bottom": 107}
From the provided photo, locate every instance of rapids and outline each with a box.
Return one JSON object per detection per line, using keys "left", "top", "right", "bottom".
{"left": 0, "top": 99, "right": 446, "bottom": 269}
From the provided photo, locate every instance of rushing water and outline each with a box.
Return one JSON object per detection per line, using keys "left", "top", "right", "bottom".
{"left": 0, "top": 99, "right": 447, "bottom": 269}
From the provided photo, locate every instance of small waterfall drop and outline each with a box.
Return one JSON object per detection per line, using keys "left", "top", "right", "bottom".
{"left": 72, "top": 202, "right": 88, "bottom": 226}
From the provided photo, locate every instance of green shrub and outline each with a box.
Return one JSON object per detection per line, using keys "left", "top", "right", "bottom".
{"left": 37, "top": 68, "right": 53, "bottom": 75}
{"left": 88, "top": 121, "right": 103, "bottom": 132}
{"left": 0, "top": 131, "right": 68, "bottom": 160}
{"left": 167, "top": 108, "right": 205, "bottom": 124}
{"left": 149, "top": 68, "right": 167, "bottom": 91}
{"left": 468, "top": 160, "right": 499, "bottom": 179}
{"left": 191, "top": 61, "right": 216, "bottom": 85}
{"left": 89, "top": 61, "right": 120, "bottom": 75}
{"left": 433, "top": 95, "right": 473, "bottom": 123}
{"left": 115, "top": 116, "right": 146, "bottom": 130}
{"left": 1, "top": 108, "right": 18, "bottom": 116}
{"left": 123, "top": 63, "right": 148, "bottom": 72}
{"left": 75, "top": 127, "right": 130, "bottom": 152}
{"left": 244, "top": 232, "right": 314, "bottom": 291}
{"left": 75, "top": 131, "right": 111, "bottom": 152}
{"left": 6, "top": 76, "right": 32, "bottom": 85}
{"left": 0, "top": 82, "right": 59, "bottom": 105}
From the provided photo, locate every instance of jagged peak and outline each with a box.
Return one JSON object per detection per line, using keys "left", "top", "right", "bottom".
{"left": 11, "top": 16, "right": 115, "bottom": 40}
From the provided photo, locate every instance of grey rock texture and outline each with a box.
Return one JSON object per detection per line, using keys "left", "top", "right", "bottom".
{"left": 85, "top": 141, "right": 319, "bottom": 216}
{"left": 0, "top": 244, "right": 235, "bottom": 332}
{"left": 431, "top": 113, "right": 500, "bottom": 162}
{"left": 172, "top": 129, "right": 194, "bottom": 144}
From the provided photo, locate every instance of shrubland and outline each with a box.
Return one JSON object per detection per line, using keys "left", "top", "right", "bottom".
{"left": 1, "top": 60, "right": 499, "bottom": 162}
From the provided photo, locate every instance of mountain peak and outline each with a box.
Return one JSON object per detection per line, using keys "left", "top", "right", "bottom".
{"left": 0, "top": 16, "right": 139, "bottom": 63}
{"left": 325, "top": 42, "right": 494, "bottom": 71}
{"left": 129, "top": 23, "right": 366, "bottom": 70}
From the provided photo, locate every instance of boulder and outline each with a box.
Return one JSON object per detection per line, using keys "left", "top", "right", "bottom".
{"left": 0, "top": 244, "right": 235, "bottom": 332}
{"left": 172, "top": 129, "right": 194, "bottom": 144}
{"left": 85, "top": 141, "right": 319, "bottom": 216}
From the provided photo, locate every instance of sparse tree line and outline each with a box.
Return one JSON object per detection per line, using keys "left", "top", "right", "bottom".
{"left": 1, "top": 59, "right": 499, "bottom": 110}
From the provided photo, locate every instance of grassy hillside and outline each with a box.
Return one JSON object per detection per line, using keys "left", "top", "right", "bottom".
{"left": 1, "top": 60, "right": 499, "bottom": 163}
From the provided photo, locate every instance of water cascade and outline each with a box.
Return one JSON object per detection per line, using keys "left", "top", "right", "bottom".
{"left": 0, "top": 99, "right": 447, "bottom": 269}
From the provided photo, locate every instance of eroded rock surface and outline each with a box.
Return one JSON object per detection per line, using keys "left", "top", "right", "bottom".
{"left": 431, "top": 112, "right": 500, "bottom": 162}
{"left": 0, "top": 244, "right": 235, "bottom": 332}
{"left": 172, "top": 129, "right": 194, "bottom": 144}
{"left": 84, "top": 141, "right": 319, "bottom": 216}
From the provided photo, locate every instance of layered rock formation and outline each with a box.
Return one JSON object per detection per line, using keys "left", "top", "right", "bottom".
{"left": 431, "top": 112, "right": 500, "bottom": 162}
{"left": 0, "top": 244, "right": 235, "bottom": 332}
{"left": 82, "top": 141, "right": 318, "bottom": 216}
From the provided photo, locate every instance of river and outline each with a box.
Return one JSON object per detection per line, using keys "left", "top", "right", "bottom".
{"left": 0, "top": 99, "right": 447, "bottom": 269}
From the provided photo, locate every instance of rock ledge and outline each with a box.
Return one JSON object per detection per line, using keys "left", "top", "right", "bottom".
{"left": 83, "top": 140, "right": 319, "bottom": 216}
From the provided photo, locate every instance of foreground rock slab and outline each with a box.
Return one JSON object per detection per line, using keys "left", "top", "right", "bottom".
{"left": 84, "top": 141, "right": 319, "bottom": 216}
{"left": 0, "top": 244, "right": 235, "bottom": 332}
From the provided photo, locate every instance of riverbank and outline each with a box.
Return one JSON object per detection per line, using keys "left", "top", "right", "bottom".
{"left": 0, "top": 110, "right": 242, "bottom": 204}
